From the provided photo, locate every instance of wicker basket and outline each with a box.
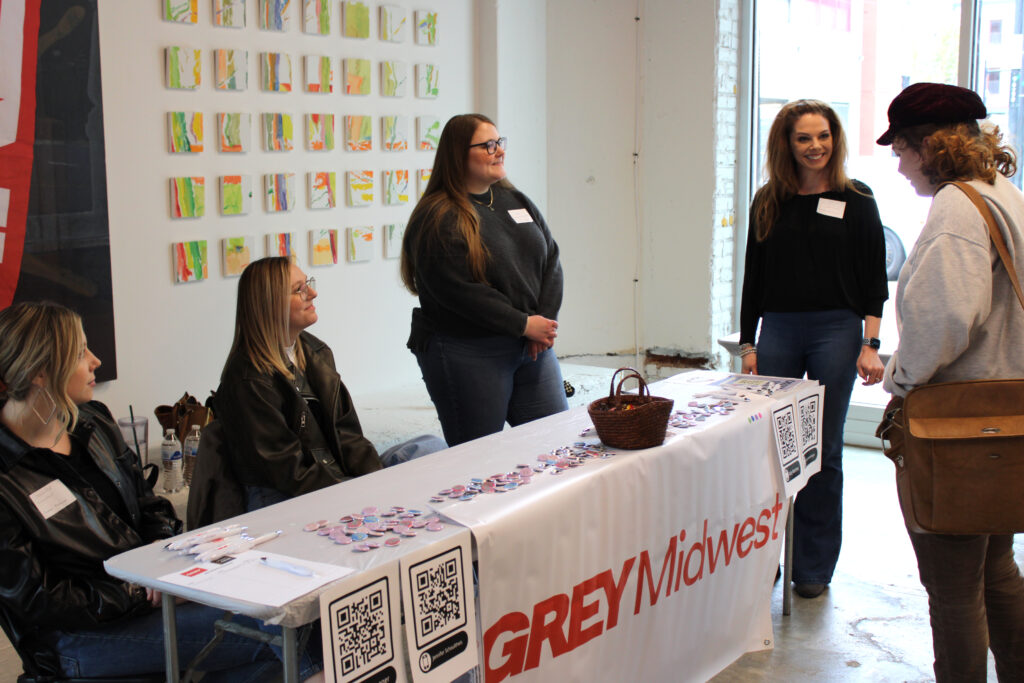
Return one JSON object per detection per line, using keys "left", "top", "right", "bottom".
{"left": 587, "top": 368, "right": 674, "bottom": 449}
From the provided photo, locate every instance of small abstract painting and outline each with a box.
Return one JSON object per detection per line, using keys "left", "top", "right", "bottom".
{"left": 264, "top": 173, "right": 296, "bottom": 212}
{"left": 262, "top": 113, "right": 294, "bottom": 151}
{"left": 164, "top": 0, "right": 197, "bottom": 24}
{"left": 304, "top": 55, "right": 333, "bottom": 93}
{"left": 220, "top": 175, "right": 253, "bottom": 215}
{"left": 266, "top": 232, "right": 296, "bottom": 257}
{"left": 261, "top": 52, "right": 292, "bottom": 92}
{"left": 379, "top": 5, "right": 407, "bottom": 42}
{"left": 170, "top": 177, "right": 205, "bottom": 218}
{"left": 381, "top": 115, "right": 408, "bottom": 151}
{"left": 215, "top": 49, "right": 247, "bottom": 91}
{"left": 309, "top": 229, "right": 339, "bottom": 266}
{"left": 222, "top": 236, "right": 253, "bottom": 276}
{"left": 306, "top": 113, "right": 335, "bottom": 151}
{"left": 342, "top": 1, "right": 370, "bottom": 38}
{"left": 303, "top": 0, "right": 330, "bottom": 34}
{"left": 343, "top": 115, "right": 373, "bottom": 151}
{"left": 380, "top": 61, "right": 407, "bottom": 97}
{"left": 168, "top": 112, "right": 203, "bottom": 153}
{"left": 382, "top": 223, "right": 405, "bottom": 259}
{"left": 346, "top": 170, "right": 374, "bottom": 207}
{"left": 344, "top": 58, "right": 371, "bottom": 95}
{"left": 308, "top": 171, "right": 337, "bottom": 209}
{"left": 166, "top": 47, "right": 201, "bottom": 90}
{"left": 214, "top": 0, "right": 245, "bottom": 28}
{"left": 173, "top": 241, "right": 208, "bottom": 283}
{"left": 415, "top": 63, "right": 439, "bottom": 98}
{"left": 218, "top": 112, "right": 251, "bottom": 152}
{"left": 259, "top": 0, "right": 291, "bottom": 31}
{"left": 417, "top": 116, "right": 441, "bottom": 150}
{"left": 346, "top": 226, "right": 374, "bottom": 262}
{"left": 417, "top": 168, "right": 432, "bottom": 198}
{"left": 383, "top": 169, "right": 409, "bottom": 205}
{"left": 415, "top": 10, "right": 438, "bottom": 45}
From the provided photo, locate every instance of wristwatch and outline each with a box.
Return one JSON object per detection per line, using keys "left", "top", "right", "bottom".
{"left": 862, "top": 337, "right": 881, "bottom": 350}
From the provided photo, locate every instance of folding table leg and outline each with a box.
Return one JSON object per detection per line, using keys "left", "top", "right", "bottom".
{"left": 162, "top": 592, "right": 180, "bottom": 681}
{"left": 282, "top": 625, "right": 299, "bottom": 683}
{"left": 782, "top": 496, "right": 794, "bottom": 616}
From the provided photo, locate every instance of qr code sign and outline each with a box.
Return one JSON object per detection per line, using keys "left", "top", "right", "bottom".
{"left": 328, "top": 577, "right": 394, "bottom": 679}
{"left": 773, "top": 405, "right": 799, "bottom": 466}
{"left": 409, "top": 546, "right": 467, "bottom": 649}
{"left": 799, "top": 395, "right": 819, "bottom": 448}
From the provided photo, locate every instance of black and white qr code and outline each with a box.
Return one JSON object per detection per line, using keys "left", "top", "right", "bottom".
{"left": 799, "top": 395, "right": 819, "bottom": 448}
{"left": 328, "top": 577, "right": 394, "bottom": 679}
{"left": 408, "top": 546, "right": 467, "bottom": 649}
{"left": 773, "top": 405, "right": 799, "bottom": 464}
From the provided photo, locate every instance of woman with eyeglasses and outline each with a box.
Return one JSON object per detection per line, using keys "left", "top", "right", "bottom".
{"left": 401, "top": 113, "right": 568, "bottom": 446}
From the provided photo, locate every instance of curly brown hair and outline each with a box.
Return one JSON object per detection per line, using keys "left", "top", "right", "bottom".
{"left": 893, "top": 121, "right": 1017, "bottom": 185}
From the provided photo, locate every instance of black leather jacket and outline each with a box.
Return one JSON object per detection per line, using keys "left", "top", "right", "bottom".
{"left": 216, "top": 331, "right": 382, "bottom": 498}
{"left": 0, "top": 401, "right": 181, "bottom": 674}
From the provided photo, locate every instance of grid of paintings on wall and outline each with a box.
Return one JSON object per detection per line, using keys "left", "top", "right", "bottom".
{"left": 162, "top": 1, "right": 442, "bottom": 282}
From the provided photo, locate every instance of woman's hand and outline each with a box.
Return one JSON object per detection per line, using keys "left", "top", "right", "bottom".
{"left": 526, "top": 340, "right": 547, "bottom": 361}
{"left": 741, "top": 352, "right": 757, "bottom": 375}
{"left": 857, "top": 346, "right": 885, "bottom": 385}
{"left": 524, "top": 315, "right": 558, "bottom": 348}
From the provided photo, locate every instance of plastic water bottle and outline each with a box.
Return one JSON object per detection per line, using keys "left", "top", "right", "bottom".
{"left": 182, "top": 425, "right": 201, "bottom": 487}
{"left": 161, "top": 428, "right": 183, "bottom": 493}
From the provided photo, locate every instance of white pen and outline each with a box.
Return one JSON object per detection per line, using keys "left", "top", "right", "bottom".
{"left": 260, "top": 556, "right": 314, "bottom": 577}
{"left": 166, "top": 524, "right": 245, "bottom": 551}
{"left": 195, "top": 530, "right": 283, "bottom": 563}
{"left": 184, "top": 534, "right": 247, "bottom": 556}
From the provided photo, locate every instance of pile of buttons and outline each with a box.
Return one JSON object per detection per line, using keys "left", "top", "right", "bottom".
{"left": 303, "top": 505, "right": 445, "bottom": 553}
{"left": 668, "top": 400, "right": 737, "bottom": 429}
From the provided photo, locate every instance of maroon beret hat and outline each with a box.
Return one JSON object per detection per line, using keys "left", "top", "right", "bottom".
{"left": 876, "top": 82, "right": 987, "bottom": 146}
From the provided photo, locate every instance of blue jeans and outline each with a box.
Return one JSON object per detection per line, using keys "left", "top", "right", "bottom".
{"left": 757, "top": 309, "right": 861, "bottom": 585}
{"left": 413, "top": 335, "right": 569, "bottom": 446}
{"left": 46, "top": 602, "right": 319, "bottom": 681}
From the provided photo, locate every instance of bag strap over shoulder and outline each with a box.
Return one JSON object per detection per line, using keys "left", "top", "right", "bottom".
{"left": 943, "top": 181, "right": 1024, "bottom": 313}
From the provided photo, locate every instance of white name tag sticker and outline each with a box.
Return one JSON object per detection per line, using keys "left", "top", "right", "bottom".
{"left": 30, "top": 479, "right": 78, "bottom": 519}
{"left": 507, "top": 208, "right": 532, "bottom": 224}
{"left": 817, "top": 198, "right": 846, "bottom": 219}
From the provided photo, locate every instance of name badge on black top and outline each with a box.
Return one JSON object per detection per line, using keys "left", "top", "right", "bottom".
{"left": 507, "top": 208, "right": 532, "bottom": 223}
{"left": 817, "top": 198, "right": 846, "bottom": 219}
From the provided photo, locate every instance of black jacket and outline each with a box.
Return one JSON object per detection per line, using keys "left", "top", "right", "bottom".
{"left": 215, "top": 331, "right": 382, "bottom": 498}
{"left": 0, "top": 401, "right": 181, "bottom": 674}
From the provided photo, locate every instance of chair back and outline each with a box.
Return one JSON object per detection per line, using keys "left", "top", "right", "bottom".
{"left": 185, "top": 420, "right": 246, "bottom": 530}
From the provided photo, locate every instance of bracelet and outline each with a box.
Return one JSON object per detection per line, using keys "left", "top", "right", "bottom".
{"left": 738, "top": 346, "right": 757, "bottom": 357}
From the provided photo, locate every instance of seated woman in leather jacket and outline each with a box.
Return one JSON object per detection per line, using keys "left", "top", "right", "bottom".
{"left": 0, "top": 301, "right": 312, "bottom": 680}
{"left": 217, "top": 257, "right": 445, "bottom": 512}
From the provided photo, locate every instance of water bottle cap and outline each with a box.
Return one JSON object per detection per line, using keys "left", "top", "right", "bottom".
{"left": 165, "top": 428, "right": 174, "bottom": 436}
{"left": 191, "top": 425, "right": 201, "bottom": 432}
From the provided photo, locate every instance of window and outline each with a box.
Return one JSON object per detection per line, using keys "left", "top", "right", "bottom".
{"left": 988, "top": 69, "right": 1002, "bottom": 94}
{"left": 990, "top": 19, "right": 1002, "bottom": 44}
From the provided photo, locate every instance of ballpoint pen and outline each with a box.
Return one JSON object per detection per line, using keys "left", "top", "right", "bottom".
{"left": 166, "top": 524, "right": 245, "bottom": 551}
{"left": 260, "top": 556, "right": 314, "bottom": 577}
{"left": 195, "top": 530, "right": 283, "bottom": 563}
{"left": 184, "top": 534, "right": 247, "bottom": 556}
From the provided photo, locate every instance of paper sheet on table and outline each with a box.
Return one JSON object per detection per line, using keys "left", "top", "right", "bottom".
{"left": 158, "top": 550, "right": 354, "bottom": 606}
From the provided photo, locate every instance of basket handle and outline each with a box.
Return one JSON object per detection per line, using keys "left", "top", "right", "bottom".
{"left": 608, "top": 367, "right": 650, "bottom": 399}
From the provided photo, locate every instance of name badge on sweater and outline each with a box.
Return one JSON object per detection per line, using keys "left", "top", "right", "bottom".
{"left": 30, "top": 479, "right": 77, "bottom": 519}
{"left": 508, "top": 208, "right": 532, "bottom": 223}
{"left": 817, "top": 198, "right": 846, "bottom": 219}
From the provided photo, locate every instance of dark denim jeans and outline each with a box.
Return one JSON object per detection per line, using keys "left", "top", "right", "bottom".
{"left": 414, "top": 334, "right": 569, "bottom": 446}
{"left": 757, "top": 309, "right": 861, "bottom": 584}
{"left": 908, "top": 530, "right": 1024, "bottom": 682}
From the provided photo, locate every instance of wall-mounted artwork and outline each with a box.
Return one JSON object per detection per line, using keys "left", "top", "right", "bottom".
{"left": 259, "top": 0, "right": 291, "bottom": 31}
{"left": 222, "top": 236, "right": 253, "bottom": 276}
{"left": 220, "top": 175, "right": 253, "bottom": 215}
{"left": 170, "top": 176, "right": 205, "bottom": 218}
{"left": 165, "top": 47, "right": 201, "bottom": 90}
{"left": 417, "top": 116, "right": 441, "bottom": 150}
{"left": 306, "top": 113, "right": 335, "bottom": 151}
{"left": 214, "top": 49, "right": 247, "bottom": 91}
{"left": 343, "top": 2, "right": 370, "bottom": 38}
{"left": 343, "top": 115, "right": 373, "bottom": 151}
{"left": 164, "top": 0, "right": 198, "bottom": 23}
{"left": 382, "top": 223, "right": 405, "bottom": 259}
{"left": 415, "top": 10, "right": 438, "bottom": 45}
{"left": 344, "top": 58, "right": 371, "bottom": 94}
{"left": 417, "top": 168, "right": 431, "bottom": 198}
{"left": 173, "top": 240, "right": 208, "bottom": 283}
{"left": 214, "top": 0, "right": 246, "bottom": 28}
{"left": 308, "top": 171, "right": 337, "bottom": 209}
{"left": 262, "top": 113, "right": 294, "bottom": 151}
{"left": 381, "top": 115, "right": 408, "bottom": 151}
{"left": 309, "top": 228, "right": 339, "bottom": 266}
{"left": 346, "top": 226, "right": 374, "bottom": 262}
{"left": 168, "top": 112, "right": 203, "bottom": 153}
{"left": 415, "top": 63, "right": 439, "bottom": 98}
{"left": 266, "top": 232, "right": 296, "bottom": 257}
{"left": 379, "top": 5, "right": 407, "bottom": 42}
{"left": 346, "top": 171, "right": 374, "bottom": 206}
{"left": 264, "top": 173, "right": 296, "bottom": 212}
{"left": 303, "top": 0, "right": 330, "bottom": 34}
{"left": 218, "top": 112, "right": 252, "bottom": 152}
{"left": 304, "top": 55, "right": 333, "bottom": 92}
{"left": 383, "top": 169, "right": 409, "bottom": 205}
{"left": 261, "top": 52, "right": 292, "bottom": 92}
{"left": 380, "top": 61, "right": 407, "bottom": 97}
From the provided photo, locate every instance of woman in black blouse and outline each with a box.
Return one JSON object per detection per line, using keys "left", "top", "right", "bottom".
{"left": 739, "top": 100, "right": 888, "bottom": 599}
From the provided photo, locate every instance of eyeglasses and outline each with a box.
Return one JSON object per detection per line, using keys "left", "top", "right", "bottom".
{"left": 293, "top": 277, "right": 316, "bottom": 300}
{"left": 468, "top": 137, "right": 508, "bottom": 155}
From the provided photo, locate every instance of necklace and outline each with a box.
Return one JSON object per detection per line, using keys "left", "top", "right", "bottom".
{"left": 471, "top": 187, "right": 494, "bottom": 211}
